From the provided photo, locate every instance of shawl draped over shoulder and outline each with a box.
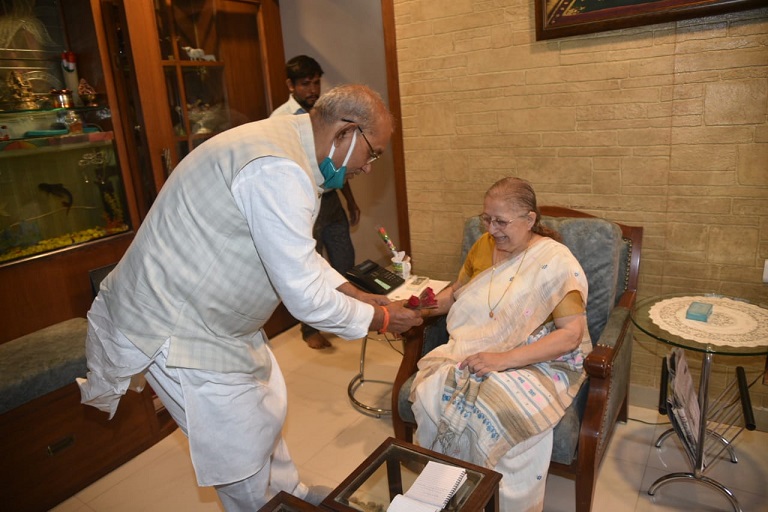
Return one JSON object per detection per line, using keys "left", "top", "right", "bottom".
{"left": 411, "top": 236, "right": 590, "bottom": 468}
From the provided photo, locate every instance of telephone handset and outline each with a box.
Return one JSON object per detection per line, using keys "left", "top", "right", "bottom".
{"left": 345, "top": 259, "right": 405, "bottom": 295}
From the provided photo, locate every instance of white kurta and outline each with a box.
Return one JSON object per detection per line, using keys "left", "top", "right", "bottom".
{"left": 78, "top": 155, "right": 372, "bottom": 500}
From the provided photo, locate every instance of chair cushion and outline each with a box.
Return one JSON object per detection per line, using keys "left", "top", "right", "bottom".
{"left": 398, "top": 374, "right": 417, "bottom": 424}
{"left": 540, "top": 217, "right": 622, "bottom": 344}
{"left": 461, "top": 216, "right": 485, "bottom": 262}
{"left": 0, "top": 318, "right": 88, "bottom": 414}
{"left": 422, "top": 315, "right": 449, "bottom": 356}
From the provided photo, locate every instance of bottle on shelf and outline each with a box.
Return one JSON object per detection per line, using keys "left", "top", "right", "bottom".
{"left": 62, "top": 110, "right": 83, "bottom": 133}
{"left": 61, "top": 51, "right": 82, "bottom": 106}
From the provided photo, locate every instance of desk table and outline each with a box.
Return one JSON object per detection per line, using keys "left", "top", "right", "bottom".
{"left": 348, "top": 276, "right": 449, "bottom": 417}
{"left": 631, "top": 293, "right": 768, "bottom": 512}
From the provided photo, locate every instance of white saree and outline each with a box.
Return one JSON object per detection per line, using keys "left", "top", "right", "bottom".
{"left": 411, "top": 236, "right": 590, "bottom": 512}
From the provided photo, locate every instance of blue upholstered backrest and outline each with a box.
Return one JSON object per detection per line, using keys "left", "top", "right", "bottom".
{"left": 459, "top": 215, "right": 624, "bottom": 344}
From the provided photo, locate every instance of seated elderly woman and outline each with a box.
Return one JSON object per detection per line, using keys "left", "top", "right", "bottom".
{"left": 411, "top": 177, "right": 590, "bottom": 512}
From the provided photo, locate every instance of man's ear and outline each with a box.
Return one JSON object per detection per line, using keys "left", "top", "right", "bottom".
{"left": 333, "top": 124, "right": 354, "bottom": 146}
{"left": 286, "top": 78, "right": 294, "bottom": 93}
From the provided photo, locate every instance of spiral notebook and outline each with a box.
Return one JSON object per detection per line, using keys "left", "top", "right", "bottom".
{"left": 387, "top": 460, "right": 468, "bottom": 512}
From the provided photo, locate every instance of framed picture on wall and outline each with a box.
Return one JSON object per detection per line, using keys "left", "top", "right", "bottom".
{"left": 535, "top": 0, "right": 764, "bottom": 40}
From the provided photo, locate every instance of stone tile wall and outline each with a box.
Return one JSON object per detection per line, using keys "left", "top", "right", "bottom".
{"left": 393, "top": 1, "right": 768, "bottom": 420}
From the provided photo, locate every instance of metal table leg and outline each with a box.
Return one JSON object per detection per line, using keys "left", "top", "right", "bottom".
{"left": 654, "top": 428, "right": 738, "bottom": 463}
{"left": 347, "top": 334, "right": 393, "bottom": 417}
{"left": 648, "top": 473, "right": 741, "bottom": 511}
{"left": 649, "top": 353, "right": 744, "bottom": 512}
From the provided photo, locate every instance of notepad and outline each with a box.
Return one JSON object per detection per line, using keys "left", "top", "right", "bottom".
{"left": 387, "top": 460, "right": 468, "bottom": 512}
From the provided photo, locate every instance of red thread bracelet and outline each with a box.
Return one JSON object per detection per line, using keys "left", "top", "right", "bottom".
{"left": 378, "top": 306, "right": 390, "bottom": 334}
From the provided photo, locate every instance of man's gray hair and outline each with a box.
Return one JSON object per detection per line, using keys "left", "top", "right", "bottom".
{"left": 312, "top": 84, "right": 393, "bottom": 134}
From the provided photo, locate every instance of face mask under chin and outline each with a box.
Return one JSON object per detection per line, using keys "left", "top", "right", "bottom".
{"left": 319, "top": 130, "right": 357, "bottom": 189}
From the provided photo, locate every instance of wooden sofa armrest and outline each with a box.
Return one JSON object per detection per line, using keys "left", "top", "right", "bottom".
{"left": 577, "top": 288, "right": 635, "bottom": 489}
{"left": 584, "top": 288, "right": 635, "bottom": 374}
{"left": 393, "top": 321, "right": 428, "bottom": 394}
{"left": 391, "top": 316, "right": 441, "bottom": 441}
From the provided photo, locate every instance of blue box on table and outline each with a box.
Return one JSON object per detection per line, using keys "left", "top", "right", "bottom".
{"left": 686, "top": 301, "right": 713, "bottom": 322}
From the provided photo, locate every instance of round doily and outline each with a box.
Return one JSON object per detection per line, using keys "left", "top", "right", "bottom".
{"left": 648, "top": 296, "right": 768, "bottom": 348}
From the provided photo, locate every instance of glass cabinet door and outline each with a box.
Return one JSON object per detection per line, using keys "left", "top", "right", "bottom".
{"left": 118, "top": 0, "right": 284, "bottom": 207}
{"left": 155, "top": 0, "right": 232, "bottom": 161}
{"left": 0, "top": 0, "right": 133, "bottom": 264}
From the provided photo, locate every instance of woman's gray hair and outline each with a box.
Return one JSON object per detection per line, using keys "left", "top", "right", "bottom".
{"left": 312, "top": 84, "right": 393, "bottom": 135}
{"left": 486, "top": 177, "right": 561, "bottom": 241}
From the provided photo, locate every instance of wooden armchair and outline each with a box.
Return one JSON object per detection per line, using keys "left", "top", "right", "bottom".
{"left": 391, "top": 206, "right": 643, "bottom": 512}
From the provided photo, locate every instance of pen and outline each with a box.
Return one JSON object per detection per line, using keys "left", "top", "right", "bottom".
{"left": 377, "top": 226, "right": 398, "bottom": 256}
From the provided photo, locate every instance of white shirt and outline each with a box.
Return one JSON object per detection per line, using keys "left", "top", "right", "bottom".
{"left": 231, "top": 156, "right": 374, "bottom": 340}
{"left": 270, "top": 95, "right": 306, "bottom": 117}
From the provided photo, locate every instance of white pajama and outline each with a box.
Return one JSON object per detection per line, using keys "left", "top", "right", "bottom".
{"left": 78, "top": 296, "right": 307, "bottom": 511}
{"left": 146, "top": 341, "right": 306, "bottom": 509}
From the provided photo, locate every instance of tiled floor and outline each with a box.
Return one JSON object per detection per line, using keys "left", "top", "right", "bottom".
{"left": 52, "top": 326, "right": 768, "bottom": 512}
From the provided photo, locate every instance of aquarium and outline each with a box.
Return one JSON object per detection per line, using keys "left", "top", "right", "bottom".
{"left": 0, "top": 127, "right": 130, "bottom": 264}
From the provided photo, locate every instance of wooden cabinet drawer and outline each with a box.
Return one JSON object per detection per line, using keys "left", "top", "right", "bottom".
{"left": 0, "top": 383, "right": 164, "bottom": 512}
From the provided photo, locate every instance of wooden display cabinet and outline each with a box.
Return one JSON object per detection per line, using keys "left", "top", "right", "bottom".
{"left": 0, "top": 383, "right": 175, "bottom": 512}
{"left": 1, "top": 0, "right": 294, "bottom": 343}
{"left": 0, "top": 7, "right": 294, "bottom": 510}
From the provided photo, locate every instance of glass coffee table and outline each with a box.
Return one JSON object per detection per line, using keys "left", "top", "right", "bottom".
{"left": 322, "top": 437, "right": 501, "bottom": 512}
{"left": 258, "top": 490, "right": 322, "bottom": 511}
{"left": 631, "top": 293, "right": 768, "bottom": 512}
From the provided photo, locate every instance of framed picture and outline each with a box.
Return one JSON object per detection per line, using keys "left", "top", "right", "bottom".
{"left": 535, "top": 0, "right": 764, "bottom": 41}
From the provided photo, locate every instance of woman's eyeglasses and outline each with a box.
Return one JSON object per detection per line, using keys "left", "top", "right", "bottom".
{"left": 478, "top": 213, "right": 530, "bottom": 229}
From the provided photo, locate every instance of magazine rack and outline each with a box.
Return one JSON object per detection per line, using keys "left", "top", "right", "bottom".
{"left": 655, "top": 352, "right": 758, "bottom": 512}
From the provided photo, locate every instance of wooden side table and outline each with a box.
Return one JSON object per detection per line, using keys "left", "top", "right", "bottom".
{"left": 321, "top": 437, "right": 501, "bottom": 512}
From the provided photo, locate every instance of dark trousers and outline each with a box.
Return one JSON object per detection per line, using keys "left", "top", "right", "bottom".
{"left": 301, "top": 191, "right": 355, "bottom": 340}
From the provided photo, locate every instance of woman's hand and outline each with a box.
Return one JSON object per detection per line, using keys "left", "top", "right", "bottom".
{"left": 460, "top": 314, "right": 587, "bottom": 377}
{"left": 460, "top": 352, "right": 511, "bottom": 378}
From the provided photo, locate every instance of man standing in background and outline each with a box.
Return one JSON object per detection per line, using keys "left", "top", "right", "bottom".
{"left": 272, "top": 55, "right": 361, "bottom": 349}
